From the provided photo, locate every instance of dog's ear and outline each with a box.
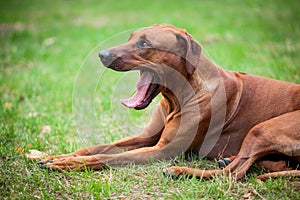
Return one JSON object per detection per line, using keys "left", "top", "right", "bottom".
{"left": 185, "top": 35, "right": 201, "bottom": 75}
{"left": 176, "top": 33, "right": 201, "bottom": 75}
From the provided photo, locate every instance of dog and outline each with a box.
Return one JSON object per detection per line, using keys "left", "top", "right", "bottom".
{"left": 39, "top": 24, "right": 300, "bottom": 180}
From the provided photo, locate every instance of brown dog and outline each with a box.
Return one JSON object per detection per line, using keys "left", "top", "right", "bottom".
{"left": 40, "top": 24, "right": 300, "bottom": 180}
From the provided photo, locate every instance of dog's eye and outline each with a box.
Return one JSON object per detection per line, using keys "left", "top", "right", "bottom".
{"left": 137, "top": 40, "right": 150, "bottom": 48}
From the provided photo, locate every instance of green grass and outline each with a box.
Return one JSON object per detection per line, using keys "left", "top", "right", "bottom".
{"left": 1, "top": 0, "right": 300, "bottom": 199}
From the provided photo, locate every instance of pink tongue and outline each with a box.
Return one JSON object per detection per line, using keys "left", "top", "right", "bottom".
{"left": 121, "top": 71, "right": 153, "bottom": 108}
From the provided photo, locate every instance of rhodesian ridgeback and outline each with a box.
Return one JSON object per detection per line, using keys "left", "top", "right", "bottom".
{"left": 40, "top": 24, "right": 300, "bottom": 180}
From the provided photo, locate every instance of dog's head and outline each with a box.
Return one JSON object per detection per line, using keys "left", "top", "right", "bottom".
{"left": 99, "top": 24, "right": 201, "bottom": 110}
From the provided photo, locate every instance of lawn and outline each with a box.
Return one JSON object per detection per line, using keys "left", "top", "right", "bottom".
{"left": 1, "top": 0, "right": 300, "bottom": 199}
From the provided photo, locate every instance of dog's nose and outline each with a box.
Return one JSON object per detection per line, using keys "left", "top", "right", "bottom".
{"left": 99, "top": 50, "right": 114, "bottom": 66}
{"left": 99, "top": 50, "right": 110, "bottom": 59}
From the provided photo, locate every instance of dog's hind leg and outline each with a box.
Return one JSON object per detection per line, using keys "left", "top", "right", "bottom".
{"left": 165, "top": 110, "right": 300, "bottom": 180}
{"left": 219, "top": 110, "right": 300, "bottom": 180}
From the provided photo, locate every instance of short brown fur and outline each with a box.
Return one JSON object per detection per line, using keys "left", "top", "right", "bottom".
{"left": 40, "top": 24, "right": 300, "bottom": 180}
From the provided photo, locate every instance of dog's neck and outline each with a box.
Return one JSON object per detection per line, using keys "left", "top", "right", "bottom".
{"left": 160, "top": 55, "right": 218, "bottom": 114}
{"left": 195, "top": 55, "right": 244, "bottom": 127}
{"left": 160, "top": 54, "right": 243, "bottom": 122}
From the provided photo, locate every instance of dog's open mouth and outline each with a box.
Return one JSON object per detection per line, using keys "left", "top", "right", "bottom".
{"left": 121, "top": 70, "right": 160, "bottom": 110}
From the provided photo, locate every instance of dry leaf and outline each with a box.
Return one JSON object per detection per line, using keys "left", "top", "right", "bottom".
{"left": 42, "top": 36, "right": 56, "bottom": 46}
{"left": 28, "top": 112, "right": 38, "bottom": 118}
{"left": 41, "top": 125, "right": 51, "bottom": 134}
{"left": 14, "top": 147, "right": 25, "bottom": 155}
{"left": 4, "top": 102, "right": 12, "bottom": 110}
{"left": 243, "top": 192, "right": 252, "bottom": 199}
{"left": 25, "top": 149, "right": 48, "bottom": 161}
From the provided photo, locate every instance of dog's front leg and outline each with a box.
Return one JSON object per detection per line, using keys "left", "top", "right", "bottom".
{"left": 40, "top": 133, "right": 163, "bottom": 165}
{"left": 40, "top": 104, "right": 167, "bottom": 164}
{"left": 44, "top": 113, "right": 201, "bottom": 171}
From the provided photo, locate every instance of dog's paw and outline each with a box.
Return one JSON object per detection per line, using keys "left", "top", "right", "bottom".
{"left": 38, "top": 153, "right": 79, "bottom": 165}
{"left": 163, "top": 166, "right": 186, "bottom": 179}
{"left": 217, "top": 158, "right": 232, "bottom": 169}
{"left": 40, "top": 156, "right": 109, "bottom": 171}
{"left": 38, "top": 156, "right": 57, "bottom": 165}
